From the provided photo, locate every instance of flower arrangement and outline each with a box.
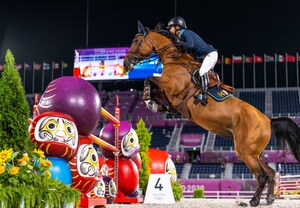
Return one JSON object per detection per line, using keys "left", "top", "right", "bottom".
{"left": 0, "top": 148, "right": 80, "bottom": 208}
{"left": 0, "top": 148, "right": 51, "bottom": 187}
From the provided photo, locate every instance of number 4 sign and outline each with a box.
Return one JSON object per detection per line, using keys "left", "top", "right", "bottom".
{"left": 144, "top": 174, "right": 175, "bottom": 204}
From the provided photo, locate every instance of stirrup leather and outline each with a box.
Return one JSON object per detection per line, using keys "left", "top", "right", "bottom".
{"left": 192, "top": 68, "right": 201, "bottom": 85}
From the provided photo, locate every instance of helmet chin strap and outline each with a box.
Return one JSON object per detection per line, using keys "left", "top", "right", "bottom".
{"left": 175, "top": 29, "right": 181, "bottom": 37}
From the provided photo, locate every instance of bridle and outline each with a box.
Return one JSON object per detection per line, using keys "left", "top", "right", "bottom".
{"left": 129, "top": 32, "right": 177, "bottom": 65}
{"left": 128, "top": 34, "right": 145, "bottom": 65}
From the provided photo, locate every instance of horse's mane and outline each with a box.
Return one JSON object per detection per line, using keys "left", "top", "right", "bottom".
{"left": 147, "top": 22, "right": 180, "bottom": 44}
{"left": 145, "top": 22, "right": 192, "bottom": 60}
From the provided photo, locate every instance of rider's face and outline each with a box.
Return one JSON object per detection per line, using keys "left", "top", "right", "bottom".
{"left": 169, "top": 26, "right": 176, "bottom": 34}
{"left": 169, "top": 26, "right": 180, "bottom": 37}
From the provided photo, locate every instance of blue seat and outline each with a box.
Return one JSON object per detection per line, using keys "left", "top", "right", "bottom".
{"left": 277, "top": 163, "right": 300, "bottom": 175}
{"left": 272, "top": 90, "right": 300, "bottom": 116}
{"left": 175, "top": 163, "right": 184, "bottom": 178}
{"left": 214, "top": 135, "right": 234, "bottom": 150}
{"left": 149, "top": 126, "right": 174, "bottom": 150}
{"left": 239, "top": 91, "right": 265, "bottom": 113}
{"left": 232, "top": 163, "right": 253, "bottom": 179}
{"left": 189, "top": 163, "right": 222, "bottom": 178}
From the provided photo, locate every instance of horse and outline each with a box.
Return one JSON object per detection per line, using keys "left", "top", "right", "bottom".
{"left": 123, "top": 21, "right": 300, "bottom": 206}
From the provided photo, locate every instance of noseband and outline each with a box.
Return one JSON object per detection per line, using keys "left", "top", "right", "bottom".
{"left": 129, "top": 34, "right": 145, "bottom": 65}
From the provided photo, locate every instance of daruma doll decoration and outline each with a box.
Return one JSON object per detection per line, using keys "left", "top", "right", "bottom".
{"left": 102, "top": 175, "right": 117, "bottom": 204}
{"left": 99, "top": 121, "right": 140, "bottom": 159}
{"left": 36, "top": 76, "right": 101, "bottom": 136}
{"left": 106, "top": 158, "right": 139, "bottom": 196}
{"left": 148, "top": 148, "right": 177, "bottom": 182}
{"left": 29, "top": 111, "right": 78, "bottom": 160}
{"left": 69, "top": 137, "right": 99, "bottom": 195}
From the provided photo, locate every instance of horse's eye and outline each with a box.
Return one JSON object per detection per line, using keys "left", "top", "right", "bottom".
{"left": 132, "top": 56, "right": 139, "bottom": 62}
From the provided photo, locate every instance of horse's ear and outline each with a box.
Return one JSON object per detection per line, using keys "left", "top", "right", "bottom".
{"left": 155, "top": 22, "right": 165, "bottom": 31}
{"left": 137, "top": 21, "right": 146, "bottom": 35}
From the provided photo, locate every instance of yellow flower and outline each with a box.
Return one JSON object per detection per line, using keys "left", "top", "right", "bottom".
{"left": 0, "top": 159, "right": 4, "bottom": 166}
{"left": 0, "top": 166, "right": 5, "bottom": 174}
{"left": 9, "top": 167, "right": 20, "bottom": 175}
{"left": 45, "top": 171, "right": 51, "bottom": 178}
{"left": 39, "top": 159, "right": 52, "bottom": 168}
{"left": 22, "top": 153, "right": 29, "bottom": 157}
{"left": 0, "top": 148, "right": 13, "bottom": 162}
{"left": 33, "top": 149, "right": 45, "bottom": 159}
{"left": 18, "top": 155, "right": 30, "bottom": 166}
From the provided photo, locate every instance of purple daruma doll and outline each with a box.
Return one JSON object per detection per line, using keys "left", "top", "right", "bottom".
{"left": 99, "top": 121, "right": 140, "bottom": 159}
{"left": 37, "top": 76, "right": 101, "bottom": 136}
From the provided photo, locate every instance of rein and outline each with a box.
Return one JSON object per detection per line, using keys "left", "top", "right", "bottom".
{"left": 145, "top": 33, "right": 196, "bottom": 77}
{"left": 130, "top": 31, "right": 179, "bottom": 65}
{"left": 130, "top": 31, "right": 197, "bottom": 80}
{"left": 145, "top": 35, "right": 177, "bottom": 56}
{"left": 163, "top": 62, "right": 195, "bottom": 76}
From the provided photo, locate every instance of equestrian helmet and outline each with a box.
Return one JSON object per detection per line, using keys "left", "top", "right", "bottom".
{"left": 167, "top": 16, "right": 187, "bottom": 29}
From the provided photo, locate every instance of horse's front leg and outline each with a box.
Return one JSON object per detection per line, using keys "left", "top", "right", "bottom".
{"left": 143, "top": 78, "right": 152, "bottom": 101}
{"left": 143, "top": 76, "right": 172, "bottom": 113}
{"left": 143, "top": 79, "right": 158, "bottom": 112}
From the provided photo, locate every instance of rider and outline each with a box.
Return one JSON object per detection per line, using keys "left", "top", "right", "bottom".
{"left": 167, "top": 16, "right": 218, "bottom": 106}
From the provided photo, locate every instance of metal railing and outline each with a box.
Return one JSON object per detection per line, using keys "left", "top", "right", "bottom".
{"left": 183, "top": 190, "right": 265, "bottom": 199}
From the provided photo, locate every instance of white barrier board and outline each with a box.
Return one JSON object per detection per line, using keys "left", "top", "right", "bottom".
{"left": 144, "top": 174, "right": 175, "bottom": 204}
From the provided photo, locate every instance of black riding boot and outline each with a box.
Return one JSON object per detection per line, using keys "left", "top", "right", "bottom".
{"left": 200, "top": 72, "right": 209, "bottom": 106}
{"left": 194, "top": 72, "right": 209, "bottom": 106}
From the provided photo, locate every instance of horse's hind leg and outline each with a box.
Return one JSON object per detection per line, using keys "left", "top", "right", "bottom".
{"left": 259, "top": 159, "right": 276, "bottom": 205}
{"left": 239, "top": 156, "right": 268, "bottom": 207}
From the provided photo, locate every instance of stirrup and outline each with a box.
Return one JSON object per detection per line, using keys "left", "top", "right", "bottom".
{"left": 201, "top": 93, "right": 207, "bottom": 106}
{"left": 193, "top": 94, "right": 202, "bottom": 105}
{"left": 193, "top": 94, "right": 207, "bottom": 106}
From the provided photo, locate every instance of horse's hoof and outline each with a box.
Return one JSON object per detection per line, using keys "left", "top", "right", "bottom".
{"left": 249, "top": 197, "right": 260, "bottom": 207}
{"left": 266, "top": 195, "right": 274, "bottom": 205}
{"left": 145, "top": 100, "right": 158, "bottom": 113}
{"left": 157, "top": 104, "right": 167, "bottom": 112}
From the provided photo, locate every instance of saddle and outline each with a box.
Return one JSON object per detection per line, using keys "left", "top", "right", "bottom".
{"left": 192, "top": 70, "right": 235, "bottom": 94}
{"left": 144, "top": 69, "right": 234, "bottom": 119}
{"left": 173, "top": 70, "right": 235, "bottom": 119}
{"left": 208, "top": 71, "right": 235, "bottom": 94}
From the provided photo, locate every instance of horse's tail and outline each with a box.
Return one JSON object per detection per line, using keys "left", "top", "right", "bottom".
{"left": 271, "top": 117, "right": 300, "bottom": 162}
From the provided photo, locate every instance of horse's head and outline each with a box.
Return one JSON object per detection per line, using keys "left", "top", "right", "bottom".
{"left": 123, "top": 21, "right": 154, "bottom": 72}
{"left": 123, "top": 21, "right": 178, "bottom": 72}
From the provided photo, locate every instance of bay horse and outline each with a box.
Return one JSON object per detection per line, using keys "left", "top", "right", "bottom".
{"left": 123, "top": 22, "right": 300, "bottom": 206}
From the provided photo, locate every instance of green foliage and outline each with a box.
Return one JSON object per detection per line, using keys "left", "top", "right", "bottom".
{"left": 171, "top": 181, "right": 183, "bottom": 201}
{"left": 0, "top": 50, "right": 80, "bottom": 207}
{"left": 135, "top": 118, "right": 152, "bottom": 152}
{"left": 0, "top": 49, "right": 35, "bottom": 152}
{"left": 193, "top": 187, "right": 205, "bottom": 198}
{"left": 0, "top": 179, "right": 80, "bottom": 208}
{"left": 171, "top": 180, "right": 183, "bottom": 202}
{"left": 134, "top": 118, "right": 152, "bottom": 193}
{"left": 138, "top": 151, "right": 150, "bottom": 193}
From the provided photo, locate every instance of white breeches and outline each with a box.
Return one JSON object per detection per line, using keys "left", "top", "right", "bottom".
{"left": 199, "top": 51, "right": 218, "bottom": 76}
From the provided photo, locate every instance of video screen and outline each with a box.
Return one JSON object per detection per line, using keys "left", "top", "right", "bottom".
{"left": 73, "top": 47, "right": 162, "bottom": 81}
